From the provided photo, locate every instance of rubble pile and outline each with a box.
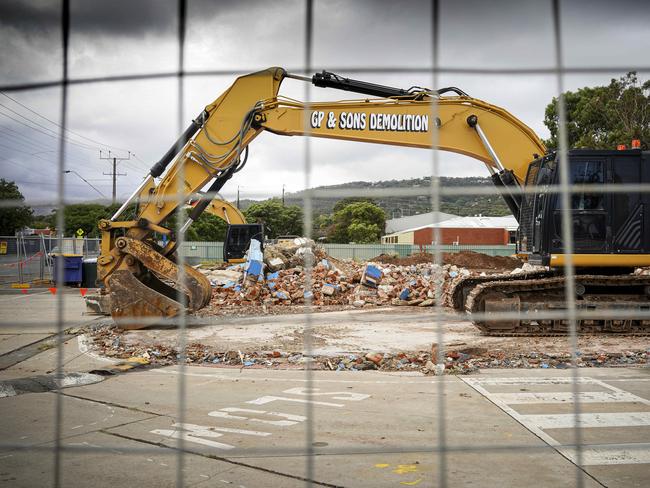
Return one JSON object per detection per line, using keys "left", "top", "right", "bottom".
{"left": 198, "top": 238, "right": 477, "bottom": 313}
{"left": 87, "top": 324, "right": 649, "bottom": 373}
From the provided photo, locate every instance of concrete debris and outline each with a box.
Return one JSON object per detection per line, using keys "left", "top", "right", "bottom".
{"left": 87, "top": 323, "right": 649, "bottom": 373}
{"left": 510, "top": 262, "right": 547, "bottom": 275}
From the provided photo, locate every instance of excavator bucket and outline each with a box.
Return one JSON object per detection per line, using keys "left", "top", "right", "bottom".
{"left": 107, "top": 238, "right": 212, "bottom": 330}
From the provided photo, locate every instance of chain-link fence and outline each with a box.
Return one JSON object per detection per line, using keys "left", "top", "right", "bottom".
{"left": 1, "top": 0, "right": 649, "bottom": 487}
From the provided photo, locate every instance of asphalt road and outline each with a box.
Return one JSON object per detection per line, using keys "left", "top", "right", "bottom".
{"left": 0, "top": 291, "right": 649, "bottom": 487}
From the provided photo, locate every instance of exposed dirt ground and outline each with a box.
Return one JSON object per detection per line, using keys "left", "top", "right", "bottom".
{"left": 372, "top": 251, "right": 521, "bottom": 270}
{"left": 87, "top": 308, "right": 648, "bottom": 373}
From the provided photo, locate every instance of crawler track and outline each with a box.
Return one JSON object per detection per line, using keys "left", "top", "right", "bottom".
{"left": 464, "top": 274, "right": 650, "bottom": 336}
{"left": 449, "top": 270, "right": 553, "bottom": 311}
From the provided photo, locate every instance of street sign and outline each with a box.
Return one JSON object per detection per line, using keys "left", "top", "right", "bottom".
{"left": 76, "top": 228, "right": 85, "bottom": 237}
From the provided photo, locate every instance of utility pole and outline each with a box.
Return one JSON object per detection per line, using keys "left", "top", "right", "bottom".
{"left": 237, "top": 185, "right": 240, "bottom": 209}
{"left": 100, "top": 150, "right": 130, "bottom": 204}
{"left": 282, "top": 184, "right": 285, "bottom": 206}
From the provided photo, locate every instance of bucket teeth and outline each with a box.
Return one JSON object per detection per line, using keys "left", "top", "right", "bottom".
{"left": 106, "top": 237, "right": 213, "bottom": 329}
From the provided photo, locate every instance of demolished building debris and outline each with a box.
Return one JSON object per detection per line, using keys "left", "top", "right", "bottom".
{"left": 196, "top": 239, "right": 490, "bottom": 314}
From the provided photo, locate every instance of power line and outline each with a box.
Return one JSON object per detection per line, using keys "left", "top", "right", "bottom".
{"left": 63, "top": 170, "right": 107, "bottom": 198}
{"left": 0, "top": 101, "right": 98, "bottom": 151}
{"left": 0, "top": 126, "right": 53, "bottom": 152}
{"left": 0, "top": 90, "right": 132, "bottom": 153}
{"left": 0, "top": 110, "right": 97, "bottom": 151}
{"left": 0, "top": 136, "right": 94, "bottom": 168}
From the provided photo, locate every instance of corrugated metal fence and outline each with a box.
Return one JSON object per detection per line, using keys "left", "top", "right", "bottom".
{"left": 178, "top": 241, "right": 516, "bottom": 264}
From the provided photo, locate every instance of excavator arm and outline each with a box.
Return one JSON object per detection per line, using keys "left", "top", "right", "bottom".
{"left": 98, "top": 67, "right": 545, "bottom": 328}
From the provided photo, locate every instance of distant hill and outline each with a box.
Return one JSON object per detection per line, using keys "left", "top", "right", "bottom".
{"left": 274, "top": 176, "right": 511, "bottom": 217}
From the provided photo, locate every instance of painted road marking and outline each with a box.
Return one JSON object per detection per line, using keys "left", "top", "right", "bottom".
{"left": 523, "top": 412, "right": 650, "bottom": 429}
{"left": 150, "top": 386, "right": 372, "bottom": 451}
{"left": 151, "top": 422, "right": 271, "bottom": 451}
{"left": 209, "top": 407, "right": 306, "bottom": 427}
{"left": 282, "top": 387, "right": 371, "bottom": 401}
{"left": 465, "top": 377, "right": 598, "bottom": 385}
{"left": 491, "top": 391, "right": 642, "bottom": 404}
{"left": 561, "top": 443, "right": 650, "bottom": 466}
{"left": 462, "top": 376, "right": 650, "bottom": 466}
{"left": 247, "top": 395, "right": 344, "bottom": 407}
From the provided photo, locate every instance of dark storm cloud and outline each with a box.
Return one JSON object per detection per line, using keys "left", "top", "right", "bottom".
{"left": 0, "top": 0, "right": 175, "bottom": 37}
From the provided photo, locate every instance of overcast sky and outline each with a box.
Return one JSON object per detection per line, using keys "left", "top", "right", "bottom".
{"left": 1, "top": 0, "right": 648, "bottom": 210}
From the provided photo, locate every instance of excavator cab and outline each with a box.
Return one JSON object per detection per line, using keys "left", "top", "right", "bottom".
{"left": 224, "top": 224, "right": 265, "bottom": 262}
{"left": 519, "top": 149, "right": 650, "bottom": 267}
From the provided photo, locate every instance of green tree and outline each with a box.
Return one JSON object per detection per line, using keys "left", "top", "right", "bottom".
{"left": 332, "top": 197, "right": 377, "bottom": 214}
{"left": 49, "top": 203, "right": 122, "bottom": 237}
{"left": 185, "top": 212, "right": 228, "bottom": 242}
{"left": 347, "top": 222, "right": 380, "bottom": 243}
{"left": 0, "top": 179, "right": 33, "bottom": 235}
{"left": 328, "top": 201, "right": 386, "bottom": 243}
{"left": 544, "top": 72, "right": 650, "bottom": 150}
{"left": 312, "top": 213, "right": 333, "bottom": 239}
{"left": 244, "top": 199, "right": 303, "bottom": 238}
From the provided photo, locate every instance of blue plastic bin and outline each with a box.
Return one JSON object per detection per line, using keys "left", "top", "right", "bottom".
{"left": 52, "top": 254, "right": 83, "bottom": 285}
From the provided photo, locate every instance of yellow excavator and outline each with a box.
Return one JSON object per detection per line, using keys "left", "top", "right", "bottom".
{"left": 99, "top": 67, "right": 650, "bottom": 333}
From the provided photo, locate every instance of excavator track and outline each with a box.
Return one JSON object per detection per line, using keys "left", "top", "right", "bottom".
{"left": 449, "top": 270, "right": 553, "bottom": 311}
{"left": 466, "top": 274, "right": 650, "bottom": 336}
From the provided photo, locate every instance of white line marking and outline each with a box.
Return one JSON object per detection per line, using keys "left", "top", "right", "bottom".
{"left": 0, "top": 383, "right": 16, "bottom": 398}
{"left": 492, "top": 391, "right": 644, "bottom": 404}
{"left": 247, "top": 395, "right": 343, "bottom": 407}
{"left": 283, "top": 387, "right": 370, "bottom": 401}
{"left": 606, "top": 378, "right": 650, "bottom": 382}
{"left": 560, "top": 443, "right": 650, "bottom": 465}
{"left": 208, "top": 407, "right": 306, "bottom": 427}
{"left": 70, "top": 425, "right": 84, "bottom": 430}
{"left": 151, "top": 428, "right": 234, "bottom": 450}
{"left": 524, "top": 412, "right": 650, "bottom": 429}
{"left": 462, "top": 376, "right": 650, "bottom": 466}
{"left": 466, "top": 377, "right": 598, "bottom": 386}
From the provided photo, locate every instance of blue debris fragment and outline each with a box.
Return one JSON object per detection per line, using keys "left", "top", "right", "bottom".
{"left": 275, "top": 291, "right": 289, "bottom": 300}
{"left": 246, "top": 260, "right": 264, "bottom": 278}
{"left": 266, "top": 271, "right": 279, "bottom": 281}
{"left": 360, "top": 264, "right": 383, "bottom": 288}
{"left": 243, "top": 360, "right": 255, "bottom": 367}
{"left": 304, "top": 290, "right": 313, "bottom": 299}
{"left": 399, "top": 288, "right": 410, "bottom": 300}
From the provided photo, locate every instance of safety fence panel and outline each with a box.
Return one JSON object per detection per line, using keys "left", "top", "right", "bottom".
{"left": 0, "top": 236, "right": 101, "bottom": 285}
